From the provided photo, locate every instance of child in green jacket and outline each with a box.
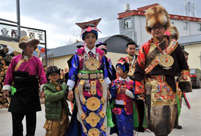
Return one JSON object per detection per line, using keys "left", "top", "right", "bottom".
{"left": 43, "top": 66, "right": 71, "bottom": 136}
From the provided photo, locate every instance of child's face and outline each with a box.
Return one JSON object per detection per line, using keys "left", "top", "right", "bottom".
{"left": 84, "top": 33, "right": 96, "bottom": 49}
{"left": 48, "top": 73, "right": 60, "bottom": 82}
{"left": 116, "top": 66, "right": 127, "bottom": 77}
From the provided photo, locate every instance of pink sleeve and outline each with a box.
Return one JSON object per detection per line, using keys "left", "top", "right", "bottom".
{"left": 4, "top": 58, "right": 16, "bottom": 85}
{"left": 37, "top": 58, "right": 47, "bottom": 85}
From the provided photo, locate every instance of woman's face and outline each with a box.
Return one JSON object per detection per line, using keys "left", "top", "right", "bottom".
{"left": 151, "top": 24, "right": 166, "bottom": 40}
{"left": 84, "top": 33, "right": 97, "bottom": 49}
{"left": 24, "top": 43, "right": 35, "bottom": 56}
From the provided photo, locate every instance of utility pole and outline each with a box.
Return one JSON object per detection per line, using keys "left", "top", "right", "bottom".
{"left": 16, "top": 0, "right": 21, "bottom": 39}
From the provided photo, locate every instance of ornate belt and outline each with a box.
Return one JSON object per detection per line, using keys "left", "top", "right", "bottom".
{"left": 78, "top": 70, "right": 103, "bottom": 80}
{"left": 149, "top": 75, "right": 165, "bottom": 82}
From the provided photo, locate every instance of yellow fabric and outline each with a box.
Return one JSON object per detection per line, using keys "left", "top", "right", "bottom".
{"left": 146, "top": 75, "right": 177, "bottom": 106}
{"left": 44, "top": 109, "right": 69, "bottom": 136}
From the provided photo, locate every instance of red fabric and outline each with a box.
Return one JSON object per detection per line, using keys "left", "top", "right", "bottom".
{"left": 135, "top": 81, "right": 145, "bottom": 94}
{"left": 114, "top": 94, "right": 133, "bottom": 115}
{"left": 137, "top": 41, "right": 151, "bottom": 69}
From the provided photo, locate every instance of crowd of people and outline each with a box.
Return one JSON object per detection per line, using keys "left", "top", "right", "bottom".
{"left": 1, "top": 5, "right": 192, "bottom": 136}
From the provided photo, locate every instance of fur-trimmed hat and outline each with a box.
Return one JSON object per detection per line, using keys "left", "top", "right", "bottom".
{"left": 19, "top": 36, "right": 40, "bottom": 50}
{"left": 167, "top": 24, "right": 179, "bottom": 40}
{"left": 145, "top": 5, "right": 171, "bottom": 33}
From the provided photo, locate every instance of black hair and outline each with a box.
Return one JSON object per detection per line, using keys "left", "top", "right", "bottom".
{"left": 126, "top": 41, "right": 138, "bottom": 48}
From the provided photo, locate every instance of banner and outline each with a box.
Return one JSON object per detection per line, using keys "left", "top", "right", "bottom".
{"left": 0, "top": 23, "right": 46, "bottom": 44}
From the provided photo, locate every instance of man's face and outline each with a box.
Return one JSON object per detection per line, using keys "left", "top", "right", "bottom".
{"left": 126, "top": 44, "right": 136, "bottom": 56}
{"left": 151, "top": 24, "right": 166, "bottom": 40}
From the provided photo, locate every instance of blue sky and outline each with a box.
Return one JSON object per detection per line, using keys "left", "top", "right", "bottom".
{"left": 0, "top": 0, "right": 200, "bottom": 48}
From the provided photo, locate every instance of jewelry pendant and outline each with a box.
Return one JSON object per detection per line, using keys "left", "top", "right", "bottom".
{"left": 159, "top": 54, "right": 174, "bottom": 70}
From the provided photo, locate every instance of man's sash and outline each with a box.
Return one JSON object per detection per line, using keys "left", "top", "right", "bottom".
{"left": 144, "top": 40, "right": 178, "bottom": 74}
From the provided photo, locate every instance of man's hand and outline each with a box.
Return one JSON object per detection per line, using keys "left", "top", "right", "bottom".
{"left": 67, "top": 90, "right": 74, "bottom": 102}
{"left": 4, "top": 90, "right": 9, "bottom": 98}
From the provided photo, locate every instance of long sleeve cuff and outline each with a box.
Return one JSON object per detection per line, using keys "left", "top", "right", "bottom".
{"left": 125, "top": 89, "right": 135, "bottom": 98}
{"left": 104, "top": 77, "right": 111, "bottom": 85}
{"left": 40, "top": 84, "right": 44, "bottom": 92}
{"left": 67, "top": 80, "right": 75, "bottom": 90}
{"left": 3, "top": 85, "right": 11, "bottom": 91}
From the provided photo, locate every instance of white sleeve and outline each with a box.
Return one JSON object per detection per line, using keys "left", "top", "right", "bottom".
{"left": 104, "top": 77, "right": 111, "bottom": 85}
{"left": 125, "top": 89, "right": 135, "bottom": 98}
{"left": 67, "top": 79, "right": 75, "bottom": 90}
{"left": 3, "top": 85, "right": 11, "bottom": 91}
{"left": 39, "top": 84, "right": 44, "bottom": 92}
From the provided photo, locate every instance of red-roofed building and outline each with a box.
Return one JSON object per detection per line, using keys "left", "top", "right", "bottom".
{"left": 118, "top": 3, "right": 201, "bottom": 46}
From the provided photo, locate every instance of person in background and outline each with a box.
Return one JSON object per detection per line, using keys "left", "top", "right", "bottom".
{"left": 134, "top": 5, "right": 192, "bottom": 136}
{"left": 96, "top": 42, "right": 116, "bottom": 82}
{"left": 125, "top": 41, "right": 146, "bottom": 132}
{"left": 125, "top": 41, "right": 138, "bottom": 80}
{"left": 3, "top": 36, "right": 47, "bottom": 136}
{"left": 43, "top": 66, "right": 71, "bottom": 136}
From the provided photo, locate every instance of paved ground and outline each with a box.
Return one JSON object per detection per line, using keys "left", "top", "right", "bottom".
{"left": 1, "top": 88, "right": 201, "bottom": 136}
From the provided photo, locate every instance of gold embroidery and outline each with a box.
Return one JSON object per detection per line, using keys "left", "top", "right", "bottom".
{"left": 86, "top": 97, "right": 100, "bottom": 111}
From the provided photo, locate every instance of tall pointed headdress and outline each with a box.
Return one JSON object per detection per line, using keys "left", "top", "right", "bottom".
{"left": 76, "top": 18, "right": 101, "bottom": 40}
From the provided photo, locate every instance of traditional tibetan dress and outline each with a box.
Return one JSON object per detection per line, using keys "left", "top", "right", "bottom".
{"left": 125, "top": 55, "right": 137, "bottom": 80}
{"left": 66, "top": 46, "right": 111, "bottom": 136}
{"left": 110, "top": 77, "right": 135, "bottom": 136}
{"left": 3, "top": 54, "right": 47, "bottom": 113}
{"left": 134, "top": 36, "right": 192, "bottom": 136}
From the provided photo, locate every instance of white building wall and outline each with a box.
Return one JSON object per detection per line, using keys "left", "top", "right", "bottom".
{"left": 120, "top": 15, "right": 201, "bottom": 47}
{"left": 134, "top": 16, "right": 150, "bottom": 46}
{"left": 184, "top": 44, "right": 201, "bottom": 69}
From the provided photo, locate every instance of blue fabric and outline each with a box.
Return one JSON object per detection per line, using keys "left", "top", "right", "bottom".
{"left": 101, "top": 56, "right": 110, "bottom": 80}
{"left": 82, "top": 30, "right": 98, "bottom": 40}
{"left": 116, "top": 64, "right": 126, "bottom": 72}
{"left": 115, "top": 108, "right": 134, "bottom": 136}
{"left": 108, "top": 59, "right": 115, "bottom": 79}
{"left": 65, "top": 105, "right": 79, "bottom": 136}
{"left": 80, "top": 96, "right": 105, "bottom": 136}
{"left": 67, "top": 51, "right": 110, "bottom": 136}
{"left": 68, "top": 54, "right": 79, "bottom": 82}
{"left": 110, "top": 83, "right": 117, "bottom": 99}
{"left": 69, "top": 53, "right": 110, "bottom": 83}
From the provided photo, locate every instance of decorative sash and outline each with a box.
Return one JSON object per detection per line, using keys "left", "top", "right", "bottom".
{"left": 145, "top": 40, "right": 178, "bottom": 74}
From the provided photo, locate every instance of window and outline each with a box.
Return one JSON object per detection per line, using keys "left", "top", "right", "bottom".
{"left": 198, "top": 23, "right": 201, "bottom": 31}
{"left": 124, "top": 18, "right": 132, "bottom": 29}
{"left": 183, "top": 22, "right": 188, "bottom": 30}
